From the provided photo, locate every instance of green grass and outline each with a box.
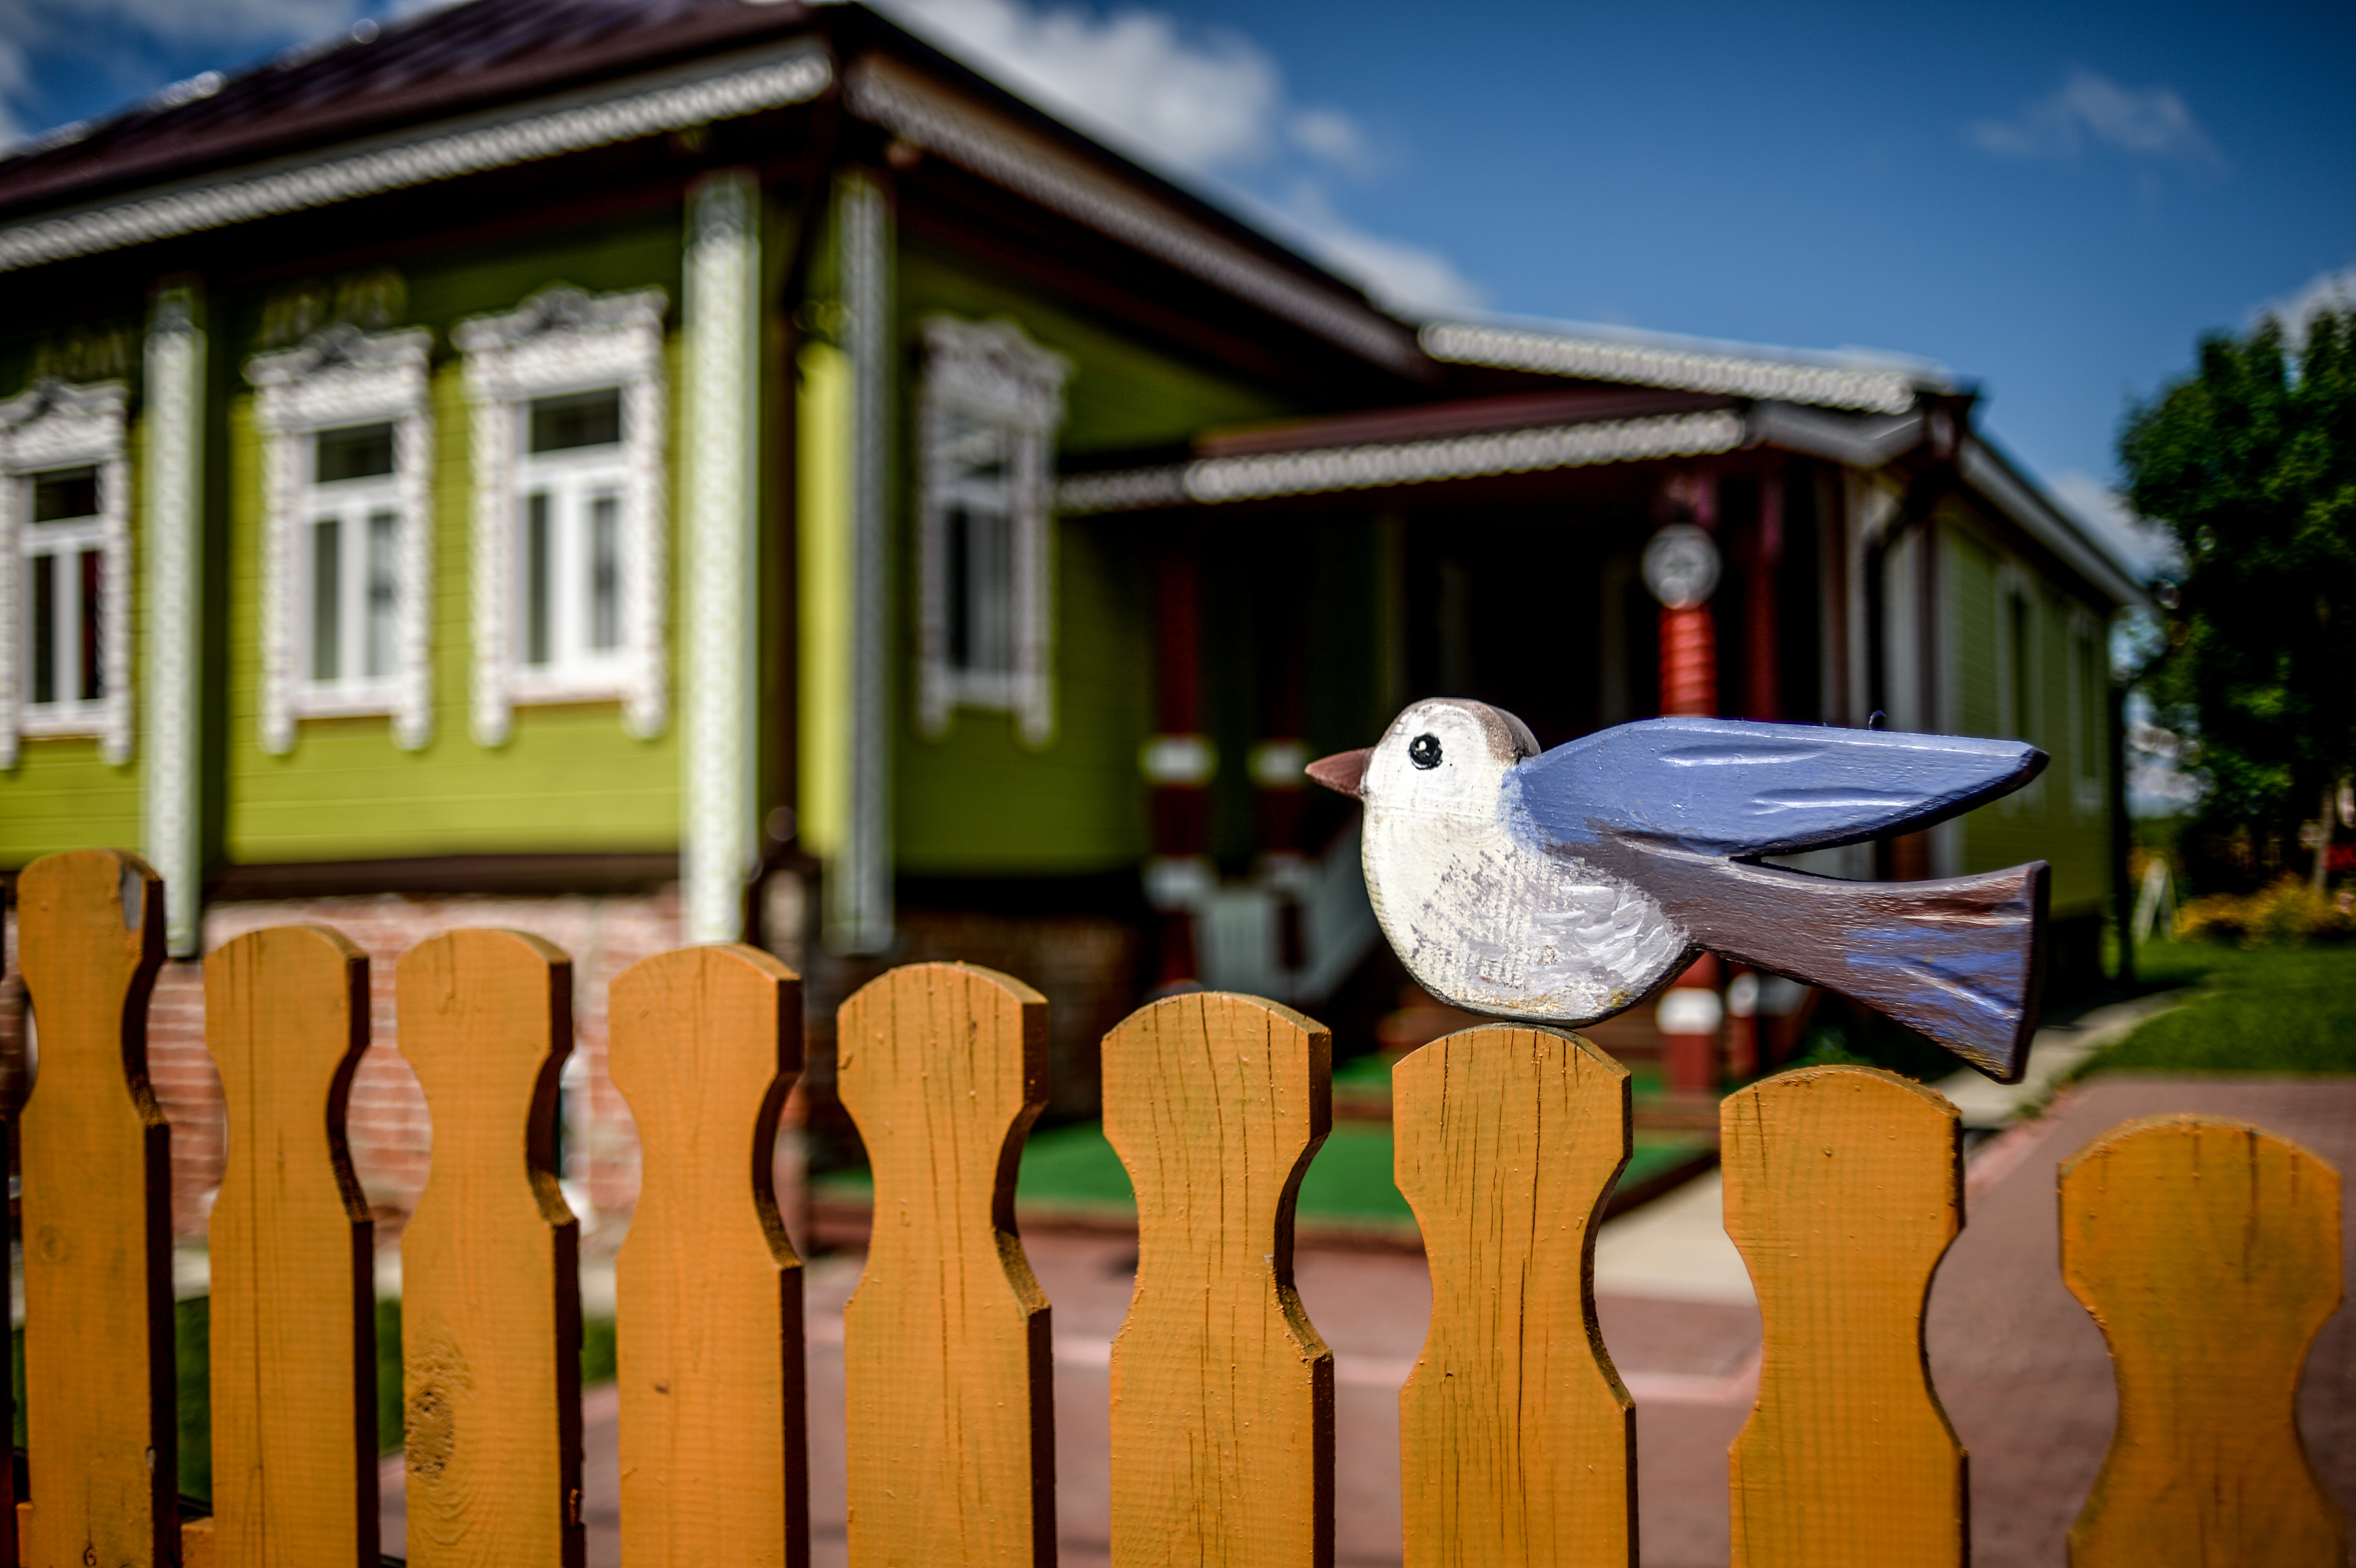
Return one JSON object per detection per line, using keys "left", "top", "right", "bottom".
{"left": 821, "top": 1117, "right": 1712, "bottom": 1227}
{"left": 2085, "top": 937, "right": 2356, "bottom": 1075}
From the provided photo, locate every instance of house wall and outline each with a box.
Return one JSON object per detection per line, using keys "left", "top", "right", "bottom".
{"left": 1942, "top": 509, "right": 2114, "bottom": 920}
{"left": 882, "top": 240, "right": 1304, "bottom": 878}
{"left": 221, "top": 218, "right": 689, "bottom": 863}
{"left": 0, "top": 399, "right": 143, "bottom": 866}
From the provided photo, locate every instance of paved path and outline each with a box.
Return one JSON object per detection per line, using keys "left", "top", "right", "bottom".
{"left": 380, "top": 1075, "right": 2355, "bottom": 1566}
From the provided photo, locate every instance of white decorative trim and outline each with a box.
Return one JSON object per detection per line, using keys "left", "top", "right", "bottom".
{"left": 681, "top": 172, "right": 760, "bottom": 945}
{"left": 143, "top": 288, "right": 205, "bottom": 955}
{"left": 248, "top": 324, "right": 436, "bottom": 752}
{"left": 454, "top": 284, "right": 669, "bottom": 745}
{"left": 0, "top": 377, "right": 132, "bottom": 768}
{"left": 0, "top": 47, "right": 831, "bottom": 274}
{"left": 843, "top": 59, "right": 1420, "bottom": 375}
{"left": 829, "top": 171, "right": 895, "bottom": 955}
{"left": 1057, "top": 410, "right": 1746, "bottom": 514}
{"left": 1421, "top": 321, "right": 1923, "bottom": 415}
{"left": 916, "top": 316, "right": 1068, "bottom": 746}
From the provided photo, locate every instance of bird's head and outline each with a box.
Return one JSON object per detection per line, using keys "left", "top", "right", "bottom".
{"left": 1309, "top": 698, "right": 1538, "bottom": 817}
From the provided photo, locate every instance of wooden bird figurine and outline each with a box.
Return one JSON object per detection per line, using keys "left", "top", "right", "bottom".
{"left": 1308, "top": 698, "right": 2051, "bottom": 1081}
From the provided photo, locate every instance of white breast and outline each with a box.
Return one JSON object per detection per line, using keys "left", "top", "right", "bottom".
{"left": 1361, "top": 794, "right": 1688, "bottom": 1024}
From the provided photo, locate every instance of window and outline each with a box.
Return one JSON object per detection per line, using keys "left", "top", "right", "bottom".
{"left": 2071, "top": 611, "right": 2106, "bottom": 815}
{"left": 0, "top": 379, "right": 131, "bottom": 768}
{"left": 915, "top": 317, "right": 1069, "bottom": 744}
{"left": 455, "top": 286, "right": 667, "bottom": 745}
{"left": 249, "top": 326, "right": 435, "bottom": 752}
{"left": 515, "top": 390, "right": 629, "bottom": 692}
{"left": 1993, "top": 564, "right": 2044, "bottom": 814}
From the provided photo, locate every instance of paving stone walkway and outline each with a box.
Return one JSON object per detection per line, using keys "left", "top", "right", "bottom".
{"left": 380, "top": 1075, "right": 2355, "bottom": 1566}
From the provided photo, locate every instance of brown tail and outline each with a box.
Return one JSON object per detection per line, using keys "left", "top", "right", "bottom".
{"left": 1657, "top": 857, "right": 2050, "bottom": 1082}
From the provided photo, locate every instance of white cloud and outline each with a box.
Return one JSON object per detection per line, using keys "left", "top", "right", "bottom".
{"left": 2051, "top": 468, "right": 2177, "bottom": 584}
{"left": 875, "top": 0, "right": 1480, "bottom": 313}
{"left": 879, "top": 0, "right": 1288, "bottom": 175}
{"left": 1265, "top": 182, "right": 1484, "bottom": 317}
{"left": 2258, "top": 263, "right": 2356, "bottom": 343}
{"left": 1968, "top": 69, "right": 2224, "bottom": 173}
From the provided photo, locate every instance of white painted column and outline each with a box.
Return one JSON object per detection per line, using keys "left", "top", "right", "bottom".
{"left": 682, "top": 171, "right": 763, "bottom": 944}
{"left": 143, "top": 285, "right": 205, "bottom": 957}
{"left": 827, "top": 171, "right": 894, "bottom": 955}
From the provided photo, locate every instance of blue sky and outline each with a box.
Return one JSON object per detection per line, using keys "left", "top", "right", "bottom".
{"left": 6, "top": 0, "right": 2353, "bottom": 563}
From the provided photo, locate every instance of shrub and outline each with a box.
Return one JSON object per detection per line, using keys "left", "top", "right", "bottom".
{"left": 2175, "top": 875, "right": 2356, "bottom": 947}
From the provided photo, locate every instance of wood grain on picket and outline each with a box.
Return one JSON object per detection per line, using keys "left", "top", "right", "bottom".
{"left": 15, "top": 849, "right": 175, "bottom": 1568}
{"left": 2062, "top": 1114, "right": 2346, "bottom": 1568}
{"left": 206, "top": 926, "right": 379, "bottom": 1568}
{"left": 1723, "top": 1065, "right": 1965, "bottom": 1568}
{"left": 1394, "top": 1025, "right": 1634, "bottom": 1568}
{"left": 610, "top": 944, "right": 807, "bottom": 1568}
{"left": 1104, "top": 991, "right": 1334, "bottom": 1568}
{"left": 837, "top": 963, "right": 1054, "bottom": 1568}
{"left": 398, "top": 929, "right": 583, "bottom": 1568}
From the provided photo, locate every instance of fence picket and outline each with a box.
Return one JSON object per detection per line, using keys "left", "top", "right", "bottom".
{"left": 15, "top": 849, "right": 175, "bottom": 1568}
{"left": 1103, "top": 992, "right": 1334, "bottom": 1568}
{"left": 2061, "top": 1114, "right": 2348, "bottom": 1567}
{"left": 206, "top": 926, "right": 379, "bottom": 1568}
{"left": 837, "top": 963, "right": 1054, "bottom": 1568}
{"left": 1722, "top": 1065, "right": 1964, "bottom": 1568}
{"left": 1394, "top": 1025, "right": 1634, "bottom": 1568}
{"left": 396, "top": 930, "right": 582, "bottom": 1568}
{"left": 609, "top": 944, "right": 808, "bottom": 1568}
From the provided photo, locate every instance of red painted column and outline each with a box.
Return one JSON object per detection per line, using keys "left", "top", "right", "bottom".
{"left": 1144, "top": 542, "right": 1212, "bottom": 988}
{"left": 1656, "top": 951, "right": 1723, "bottom": 1094}
{"left": 1649, "top": 471, "right": 1721, "bottom": 719}
{"left": 1745, "top": 469, "right": 1783, "bottom": 721}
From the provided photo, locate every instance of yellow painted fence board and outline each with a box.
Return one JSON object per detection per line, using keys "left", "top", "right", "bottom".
{"left": 2061, "top": 1114, "right": 2347, "bottom": 1568}
{"left": 1723, "top": 1065, "right": 1966, "bottom": 1568}
{"left": 1104, "top": 991, "right": 1335, "bottom": 1568}
{"left": 205, "top": 926, "right": 379, "bottom": 1568}
{"left": 16, "top": 849, "right": 176, "bottom": 1568}
{"left": 837, "top": 964, "right": 1054, "bottom": 1568}
{"left": 397, "top": 930, "right": 583, "bottom": 1568}
{"left": 1394, "top": 1025, "right": 1635, "bottom": 1568}
{"left": 610, "top": 944, "right": 808, "bottom": 1568}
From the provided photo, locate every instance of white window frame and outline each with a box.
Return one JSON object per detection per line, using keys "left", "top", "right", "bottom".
{"left": 454, "top": 285, "right": 667, "bottom": 746}
{"left": 0, "top": 379, "right": 131, "bottom": 768}
{"left": 915, "top": 316, "right": 1068, "bottom": 745}
{"left": 250, "top": 326, "right": 436, "bottom": 753}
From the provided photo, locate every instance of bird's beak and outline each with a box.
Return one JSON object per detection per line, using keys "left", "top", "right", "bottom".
{"left": 1306, "top": 748, "right": 1372, "bottom": 798}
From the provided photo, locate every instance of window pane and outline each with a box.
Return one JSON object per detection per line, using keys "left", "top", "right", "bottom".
{"left": 588, "top": 492, "right": 621, "bottom": 651}
{"left": 963, "top": 504, "right": 1014, "bottom": 676}
{"left": 530, "top": 390, "right": 622, "bottom": 453}
{"left": 311, "top": 518, "right": 342, "bottom": 682}
{"left": 366, "top": 511, "right": 399, "bottom": 680}
{"left": 32, "top": 467, "right": 98, "bottom": 523}
{"left": 78, "top": 548, "right": 103, "bottom": 700}
{"left": 30, "top": 551, "right": 56, "bottom": 705}
{"left": 315, "top": 424, "right": 396, "bottom": 483}
{"left": 525, "top": 491, "right": 552, "bottom": 667}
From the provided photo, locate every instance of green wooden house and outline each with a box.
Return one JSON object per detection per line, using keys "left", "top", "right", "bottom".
{"left": 0, "top": 0, "right": 2141, "bottom": 1226}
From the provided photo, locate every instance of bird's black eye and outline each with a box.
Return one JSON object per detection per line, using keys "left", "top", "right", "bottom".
{"left": 1409, "top": 733, "right": 1443, "bottom": 770}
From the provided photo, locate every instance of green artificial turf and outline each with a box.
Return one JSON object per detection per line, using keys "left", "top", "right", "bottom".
{"left": 2086, "top": 938, "right": 2356, "bottom": 1076}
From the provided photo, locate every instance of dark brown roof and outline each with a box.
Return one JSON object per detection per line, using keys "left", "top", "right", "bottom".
{"left": 0, "top": 0, "right": 815, "bottom": 219}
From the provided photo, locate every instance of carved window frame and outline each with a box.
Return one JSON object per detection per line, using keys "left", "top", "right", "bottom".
{"left": 250, "top": 326, "right": 436, "bottom": 752}
{"left": 0, "top": 379, "right": 132, "bottom": 768}
{"left": 455, "top": 285, "right": 668, "bottom": 747}
{"left": 914, "top": 316, "right": 1068, "bottom": 745}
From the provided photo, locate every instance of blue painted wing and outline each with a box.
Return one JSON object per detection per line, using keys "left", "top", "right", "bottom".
{"left": 1510, "top": 718, "right": 2046, "bottom": 858}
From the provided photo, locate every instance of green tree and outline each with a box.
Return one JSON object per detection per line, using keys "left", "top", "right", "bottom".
{"left": 2122, "top": 302, "right": 2356, "bottom": 885}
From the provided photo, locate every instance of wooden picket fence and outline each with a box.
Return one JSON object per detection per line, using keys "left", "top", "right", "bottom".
{"left": 5, "top": 847, "right": 2349, "bottom": 1568}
